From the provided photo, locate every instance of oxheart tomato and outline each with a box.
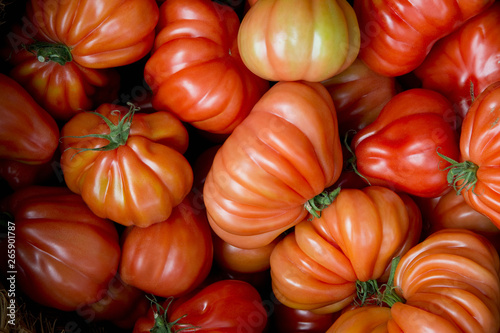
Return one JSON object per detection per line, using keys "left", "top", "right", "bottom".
{"left": 119, "top": 192, "right": 213, "bottom": 298}
{"left": 353, "top": 0, "right": 494, "bottom": 77}
{"left": 328, "top": 229, "right": 500, "bottom": 333}
{"left": 0, "top": 186, "right": 121, "bottom": 311}
{"left": 203, "top": 81, "right": 343, "bottom": 249}
{"left": 132, "top": 279, "right": 268, "bottom": 333}
{"left": 351, "top": 88, "right": 460, "bottom": 198}
{"left": 144, "top": 0, "right": 269, "bottom": 134}
{"left": 237, "top": 0, "right": 360, "bottom": 82}
{"left": 0, "top": 73, "right": 59, "bottom": 165}
{"left": 59, "top": 103, "right": 193, "bottom": 228}
{"left": 440, "top": 81, "right": 500, "bottom": 230}
{"left": 413, "top": 1, "right": 500, "bottom": 122}
{"left": 270, "top": 186, "right": 422, "bottom": 313}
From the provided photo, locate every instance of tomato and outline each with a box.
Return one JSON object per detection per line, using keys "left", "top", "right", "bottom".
{"left": 237, "top": 0, "right": 360, "bottom": 82}
{"left": 133, "top": 279, "right": 268, "bottom": 333}
{"left": 0, "top": 158, "right": 57, "bottom": 192}
{"left": 322, "top": 58, "right": 398, "bottom": 137}
{"left": 119, "top": 192, "right": 213, "bottom": 298}
{"left": 351, "top": 88, "right": 460, "bottom": 198}
{"left": 413, "top": 2, "right": 500, "bottom": 122}
{"left": 0, "top": 73, "right": 59, "bottom": 165}
{"left": 0, "top": 186, "right": 121, "bottom": 311}
{"left": 271, "top": 186, "right": 422, "bottom": 313}
{"left": 59, "top": 103, "right": 193, "bottom": 228}
{"left": 353, "top": 0, "right": 495, "bottom": 77}
{"left": 144, "top": 0, "right": 269, "bottom": 134}
{"left": 439, "top": 81, "right": 500, "bottom": 230}
{"left": 203, "top": 81, "right": 343, "bottom": 249}
{"left": 328, "top": 229, "right": 500, "bottom": 333}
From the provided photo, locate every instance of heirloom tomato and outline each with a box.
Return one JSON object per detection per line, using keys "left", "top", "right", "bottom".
{"left": 238, "top": 0, "right": 360, "bottom": 82}
{"left": 354, "top": 0, "right": 494, "bottom": 77}
{"left": 270, "top": 186, "right": 422, "bottom": 313}
{"left": 440, "top": 81, "right": 500, "bottom": 230}
{"left": 144, "top": 0, "right": 269, "bottom": 134}
{"left": 60, "top": 103, "right": 192, "bottom": 228}
{"left": 351, "top": 88, "right": 460, "bottom": 198}
{"left": 328, "top": 229, "right": 500, "bottom": 333}
{"left": 119, "top": 192, "right": 213, "bottom": 298}
{"left": 413, "top": 1, "right": 500, "bottom": 122}
{"left": 133, "top": 279, "right": 267, "bottom": 333}
{"left": 203, "top": 81, "right": 343, "bottom": 249}
{"left": 0, "top": 186, "right": 121, "bottom": 311}
{"left": 0, "top": 73, "right": 59, "bottom": 165}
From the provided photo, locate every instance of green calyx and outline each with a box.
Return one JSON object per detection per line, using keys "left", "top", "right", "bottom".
{"left": 25, "top": 41, "right": 72, "bottom": 66}
{"left": 147, "top": 296, "right": 199, "bottom": 333}
{"left": 305, "top": 187, "right": 341, "bottom": 219}
{"left": 437, "top": 148, "right": 479, "bottom": 195}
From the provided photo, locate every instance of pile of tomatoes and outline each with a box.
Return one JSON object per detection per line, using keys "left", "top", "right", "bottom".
{"left": 1, "top": 0, "right": 500, "bottom": 332}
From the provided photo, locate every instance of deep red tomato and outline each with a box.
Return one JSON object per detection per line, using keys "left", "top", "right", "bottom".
{"left": 237, "top": 0, "right": 360, "bottom": 82}
{"left": 133, "top": 279, "right": 268, "bottom": 333}
{"left": 439, "top": 80, "right": 500, "bottom": 230}
{"left": 353, "top": 0, "right": 495, "bottom": 77}
{"left": 0, "top": 73, "right": 59, "bottom": 165}
{"left": 0, "top": 186, "right": 121, "bottom": 311}
{"left": 203, "top": 81, "right": 343, "bottom": 249}
{"left": 119, "top": 192, "right": 213, "bottom": 298}
{"left": 351, "top": 88, "right": 460, "bottom": 198}
{"left": 0, "top": 157, "right": 57, "bottom": 191}
{"left": 59, "top": 103, "right": 193, "bottom": 228}
{"left": 413, "top": 2, "right": 500, "bottom": 122}
{"left": 271, "top": 186, "right": 422, "bottom": 313}
{"left": 144, "top": 0, "right": 269, "bottom": 134}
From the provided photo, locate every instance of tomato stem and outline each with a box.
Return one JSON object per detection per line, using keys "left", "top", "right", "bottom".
{"left": 437, "top": 148, "right": 479, "bottom": 195}
{"left": 147, "top": 295, "right": 200, "bottom": 333}
{"left": 24, "top": 41, "right": 72, "bottom": 66}
{"left": 344, "top": 130, "right": 372, "bottom": 186}
{"left": 305, "top": 187, "right": 341, "bottom": 219}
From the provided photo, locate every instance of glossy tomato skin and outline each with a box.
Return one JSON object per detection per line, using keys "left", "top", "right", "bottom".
{"left": 144, "top": 0, "right": 269, "bottom": 134}
{"left": 26, "top": 0, "right": 159, "bottom": 68}
{"left": 413, "top": 2, "right": 500, "bottom": 121}
{"left": 354, "top": 0, "right": 494, "bottom": 77}
{"left": 0, "top": 73, "right": 59, "bottom": 165}
{"left": 271, "top": 300, "right": 340, "bottom": 333}
{"left": 133, "top": 279, "right": 268, "bottom": 333}
{"left": 0, "top": 186, "right": 121, "bottom": 311}
{"left": 351, "top": 88, "right": 460, "bottom": 198}
{"left": 270, "top": 186, "right": 422, "bottom": 313}
{"left": 238, "top": 0, "right": 360, "bottom": 82}
{"left": 203, "top": 81, "right": 343, "bottom": 249}
{"left": 119, "top": 192, "right": 213, "bottom": 298}
{"left": 60, "top": 103, "right": 193, "bottom": 228}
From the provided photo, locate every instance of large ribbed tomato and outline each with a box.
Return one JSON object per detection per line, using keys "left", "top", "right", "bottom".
{"left": 144, "top": 0, "right": 269, "bottom": 134}
{"left": 238, "top": 0, "right": 360, "bottom": 82}
{"left": 203, "top": 81, "right": 343, "bottom": 249}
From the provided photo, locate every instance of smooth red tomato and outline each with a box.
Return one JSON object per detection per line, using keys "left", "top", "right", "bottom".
{"left": 351, "top": 88, "right": 460, "bottom": 198}
{"left": 59, "top": 103, "right": 193, "bottom": 228}
{"left": 203, "top": 81, "right": 343, "bottom": 249}
{"left": 0, "top": 186, "right": 121, "bottom": 311}
{"left": 413, "top": 2, "right": 500, "bottom": 122}
{"left": 144, "top": 0, "right": 269, "bottom": 134}
{"left": 238, "top": 0, "right": 360, "bottom": 82}
{"left": 0, "top": 73, "right": 59, "bottom": 165}
{"left": 354, "top": 0, "right": 495, "bottom": 77}
{"left": 119, "top": 192, "right": 213, "bottom": 298}
{"left": 271, "top": 186, "right": 422, "bottom": 313}
{"left": 133, "top": 279, "right": 268, "bottom": 333}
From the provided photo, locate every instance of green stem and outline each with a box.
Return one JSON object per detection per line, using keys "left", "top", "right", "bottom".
{"left": 25, "top": 41, "right": 72, "bottom": 66}
{"left": 437, "top": 148, "right": 479, "bottom": 195}
{"left": 304, "top": 187, "right": 341, "bottom": 219}
{"left": 355, "top": 279, "right": 379, "bottom": 306}
{"left": 344, "top": 130, "right": 371, "bottom": 186}
{"left": 147, "top": 295, "right": 199, "bottom": 333}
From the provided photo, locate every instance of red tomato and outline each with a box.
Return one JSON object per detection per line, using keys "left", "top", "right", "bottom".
{"left": 133, "top": 279, "right": 268, "bottom": 333}
{"left": 351, "top": 88, "right": 460, "bottom": 198}
{"left": 271, "top": 186, "right": 422, "bottom": 313}
{"left": 0, "top": 73, "right": 59, "bottom": 165}
{"left": 440, "top": 81, "right": 500, "bottom": 229}
{"left": 59, "top": 103, "right": 193, "bottom": 228}
{"left": 203, "top": 81, "right": 343, "bottom": 249}
{"left": 237, "top": 0, "right": 360, "bottom": 82}
{"left": 354, "top": 0, "right": 495, "bottom": 77}
{"left": 119, "top": 192, "right": 213, "bottom": 298}
{"left": 0, "top": 186, "right": 121, "bottom": 311}
{"left": 413, "top": 2, "right": 500, "bottom": 122}
{"left": 144, "top": 0, "right": 269, "bottom": 134}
